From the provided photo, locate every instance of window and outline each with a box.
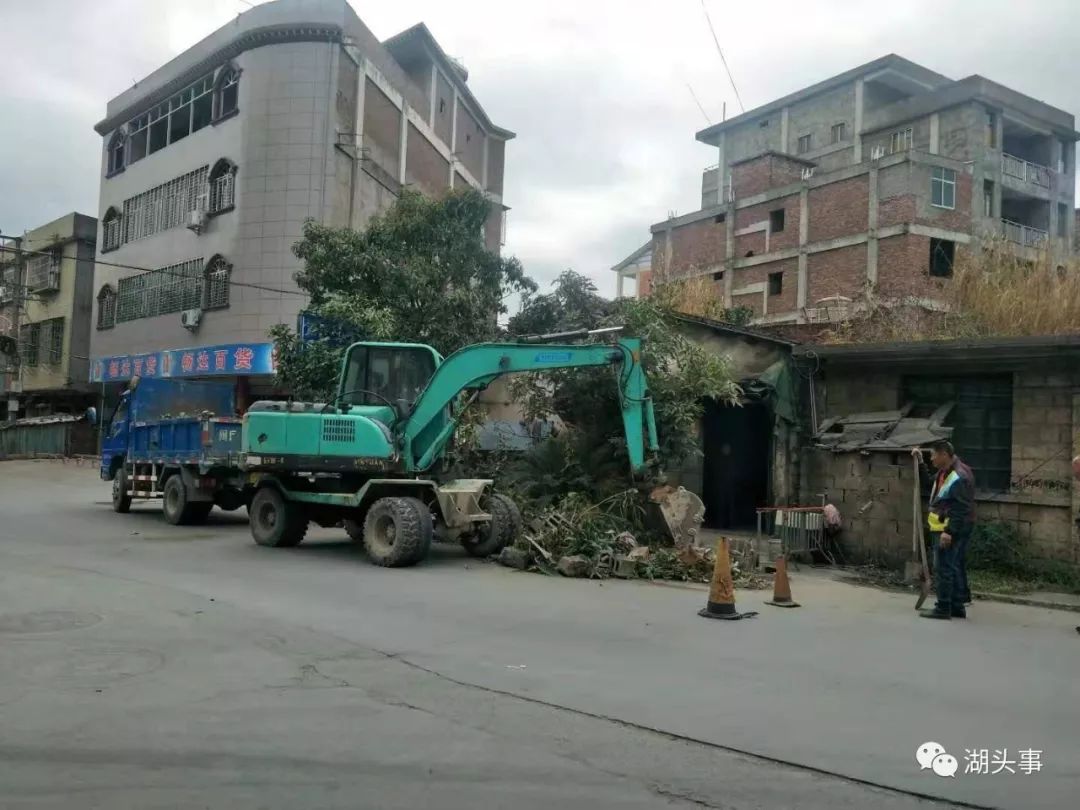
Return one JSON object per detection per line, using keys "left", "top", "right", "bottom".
{"left": 209, "top": 159, "right": 237, "bottom": 214}
{"left": 122, "top": 166, "right": 209, "bottom": 243}
{"left": 797, "top": 134, "right": 812, "bottom": 154}
{"left": 769, "top": 208, "right": 785, "bottom": 232}
{"left": 215, "top": 65, "right": 240, "bottom": 120}
{"left": 340, "top": 344, "right": 437, "bottom": 408}
{"left": 768, "top": 271, "right": 783, "bottom": 296}
{"left": 889, "top": 128, "right": 913, "bottom": 153}
{"left": 986, "top": 111, "right": 997, "bottom": 148}
{"left": 712, "top": 270, "right": 725, "bottom": 281}
{"left": 929, "top": 238, "right": 955, "bottom": 278}
{"left": 983, "top": 180, "right": 994, "bottom": 218}
{"left": 902, "top": 375, "right": 1013, "bottom": 493}
{"left": 203, "top": 256, "right": 231, "bottom": 310}
{"left": 121, "top": 73, "right": 214, "bottom": 169}
{"left": 744, "top": 250, "right": 755, "bottom": 258}
{"left": 20, "top": 323, "right": 39, "bottom": 366}
{"left": 759, "top": 119, "right": 769, "bottom": 128}
{"left": 714, "top": 213, "right": 726, "bottom": 224}
{"left": 97, "top": 285, "right": 116, "bottom": 330}
{"left": 26, "top": 252, "right": 60, "bottom": 292}
{"left": 830, "top": 122, "right": 846, "bottom": 144}
{"left": 115, "top": 258, "right": 203, "bottom": 324}
{"left": 438, "top": 98, "right": 446, "bottom": 114}
{"left": 107, "top": 131, "right": 126, "bottom": 175}
{"left": 1058, "top": 203, "right": 1068, "bottom": 238}
{"left": 102, "top": 207, "right": 122, "bottom": 252}
{"left": 1058, "top": 139, "right": 1069, "bottom": 174}
{"left": 930, "top": 166, "right": 956, "bottom": 209}
{"left": 39, "top": 318, "right": 64, "bottom": 365}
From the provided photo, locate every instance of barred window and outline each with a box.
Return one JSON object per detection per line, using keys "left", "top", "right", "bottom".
{"left": 116, "top": 258, "right": 203, "bottom": 324}
{"left": 204, "top": 256, "right": 231, "bottom": 310}
{"left": 102, "top": 207, "right": 123, "bottom": 252}
{"left": 0, "top": 264, "right": 18, "bottom": 304}
{"left": 20, "top": 323, "right": 39, "bottom": 366}
{"left": 26, "top": 252, "right": 60, "bottom": 292}
{"left": 208, "top": 159, "right": 237, "bottom": 213}
{"left": 39, "top": 318, "right": 64, "bottom": 365}
{"left": 97, "top": 285, "right": 116, "bottom": 330}
{"left": 108, "top": 130, "right": 126, "bottom": 175}
{"left": 122, "top": 166, "right": 208, "bottom": 243}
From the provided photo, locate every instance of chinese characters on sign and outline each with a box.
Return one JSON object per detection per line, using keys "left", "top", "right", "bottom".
{"left": 90, "top": 343, "right": 276, "bottom": 383}
{"left": 917, "top": 743, "right": 1042, "bottom": 779}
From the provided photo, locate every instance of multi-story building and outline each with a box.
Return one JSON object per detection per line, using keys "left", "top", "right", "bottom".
{"left": 617, "top": 55, "right": 1077, "bottom": 324}
{"left": 89, "top": 0, "right": 512, "bottom": 404}
{"left": 0, "top": 213, "right": 98, "bottom": 418}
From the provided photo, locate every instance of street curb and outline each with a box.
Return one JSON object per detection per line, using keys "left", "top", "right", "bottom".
{"left": 971, "top": 591, "right": 1080, "bottom": 613}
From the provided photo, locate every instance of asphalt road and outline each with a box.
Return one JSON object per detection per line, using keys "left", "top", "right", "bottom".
{"left": 1, "top": 460, "right": 1078, "bottom": 809}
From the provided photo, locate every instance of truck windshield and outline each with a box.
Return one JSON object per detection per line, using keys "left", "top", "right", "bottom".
{"left": 340, "top": 346, "right": 436, "bottom": 409}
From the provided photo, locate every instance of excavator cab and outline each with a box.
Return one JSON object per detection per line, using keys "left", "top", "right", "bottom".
{"left": 336, "top": 342, "right": 442, "bottom": 429}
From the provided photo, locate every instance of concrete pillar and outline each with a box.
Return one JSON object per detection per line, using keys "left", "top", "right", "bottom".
{"left": 853, "top": 78, "right": 864, "bottom": 163}
{"left": 797, "top": 186, "right": 809, "bottom": 310}
{"left": 723, "top": 205, "right": 735, "bottom": 307}
{"left": 448, "top": 90, "right": 460, "bottom": 188}
{"left": 398, "top": 103, "right": 408, "bottom": 185}
{"left": 717, "top": 132, "right": 726, "bottom": 196}
{"left": 428, "top": 64, "right": 437, "bottom": 125}
{"left": 481, "top": 136, "right": 489, "bottom": 190}
{"left": 780, "top": 106, "right": 790, "bottom": 154}
{"left": 867, "top": 165, "right": 879, "bottom": 286}
{"left": 616, "top": 272, "right": 625, "bottom": 299}
{"left": 664, "top": 225, "right": 674, "bottom": 281}
{"left": 929, "top": 113, "right": 940, "bottom": 155}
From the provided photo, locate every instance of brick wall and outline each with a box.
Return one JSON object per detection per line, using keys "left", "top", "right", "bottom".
{"left": 877, "top": 234, "right": 950, "bottom": 300}
{"left": 807, "top": 243, "right": 866, "bottom": 303}
{"left": 736, "top": 195, "right": 800, "bottom": 252}
{"left": 808, "top": 176, "right": 868, "bottom": 242}
{"left": 731, "top": 154, "right": 806, "bottom": 198}
{"left": 879, "top": 194, "right": 917, "bottom": 229}
{"left": 667, "top": 218, "right": 726, "bottom": 275}
{"left": 734, "top": 230, "right": 767, "bottom": 258}
{"left": 733, "top": 257, "right": 798, "bottom": 316}
{"left": 916, "top": 167, "right": 973, "bottom": 231}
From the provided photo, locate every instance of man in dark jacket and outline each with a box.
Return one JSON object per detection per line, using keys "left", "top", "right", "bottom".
{"left": 912, "top": 440, "right": 976, "bottom": 620}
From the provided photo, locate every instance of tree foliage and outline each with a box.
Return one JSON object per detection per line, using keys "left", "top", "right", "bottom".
{"left": 272, "top": 189, "right": 536, "bottom": 400}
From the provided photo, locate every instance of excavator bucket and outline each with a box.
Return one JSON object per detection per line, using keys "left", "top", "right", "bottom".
{"left": 648, "top": 485, "right": 706, "bottom": 548}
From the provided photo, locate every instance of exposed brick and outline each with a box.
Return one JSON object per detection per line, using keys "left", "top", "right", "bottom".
{"left": 730, "top": 153, "right": 806, "bottom": 198}
{"left": 732, "top": 258, "right": 798, "bottom": 316}
{"left": 878, "top": 193, "right": 917, "bottom": 229}
{"left": 876, "top": 233, "right": 952, "bottom": 301}
{"left": 917, "top": 171, "right": 973, "bottom": 232}
{"left": 807, "top": 243, "right": 866, "bottom": 303}
{"left": 665, "top": 219, "right": 726, "bottom": 276}
{"left": 735, "top": 195, "right": 801, "bottom": 252}
{"left": 735, "top": 230, "right": 767, "bottom": 258}
{"left": 808, "top": 176, "right": 868, "bottom": 242}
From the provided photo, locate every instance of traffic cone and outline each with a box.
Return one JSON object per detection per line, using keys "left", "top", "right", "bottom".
{"left": 765, "top": 555, "right": 800, "bottom": 608}
{"left": 698, "top": 537, "right": 757, "bottom": 620}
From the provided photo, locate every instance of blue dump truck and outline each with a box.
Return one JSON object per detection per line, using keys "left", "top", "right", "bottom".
{"left": 101, "top": 377, "right": 250, "bottom": 524}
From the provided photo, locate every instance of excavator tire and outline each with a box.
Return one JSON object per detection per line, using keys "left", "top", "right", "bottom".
{"left": 250, "top": 486, "right": 308, "bottom": 547}
{"left": 363, "top": 497, "right": 432, "bottom": 567}
{"left": 461, "top": 493, "right": 518, "bottom": 558}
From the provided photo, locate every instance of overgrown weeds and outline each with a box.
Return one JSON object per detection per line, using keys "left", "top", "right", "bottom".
{"left": 966, "top": 521, "right": 1080, "bottom": 595}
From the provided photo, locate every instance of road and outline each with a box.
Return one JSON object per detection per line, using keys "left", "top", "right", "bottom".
{"left": 1, "top": 460, "right": 1078, "bottom": 809}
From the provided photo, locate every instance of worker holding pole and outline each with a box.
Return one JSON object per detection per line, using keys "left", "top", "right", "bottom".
{"left": 911, "top": 440, "right": 976, "bottom": 620}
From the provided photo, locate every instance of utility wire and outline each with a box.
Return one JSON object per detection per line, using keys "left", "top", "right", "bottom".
{"left": 685, "top": 82, "right": 712, "bottom": 124}
{"left": 700, "top": 0, "right": 744, "bottom": 114}
{"left": 0, "top": 243, "right": 308, "bottom": 298}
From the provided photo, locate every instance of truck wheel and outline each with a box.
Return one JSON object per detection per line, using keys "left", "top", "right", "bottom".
{"left": 362, "top": 497, "right": 432, "bottom": 567}
{"left": 250, "top": 486, "right": 307, "bottom": 547}
{"left": 461, "top": 493, "right": 519, "bottom": 558}
{"left": 344, "top": 519, "right": 364, "bottom": 544}
{"left": 112, "top": 467, "right": 132, "bottom": 514}
{"left": 163, "top": 476, "right": 200, "bottom": 526}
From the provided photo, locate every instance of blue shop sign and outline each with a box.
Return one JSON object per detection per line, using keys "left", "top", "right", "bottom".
{"left": 90, "top": 342, "right": 276, "bottom": 383}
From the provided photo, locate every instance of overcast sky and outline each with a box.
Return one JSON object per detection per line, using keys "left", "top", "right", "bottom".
{"left": 2, "top": 0, "right": 1077, "bottom": 305}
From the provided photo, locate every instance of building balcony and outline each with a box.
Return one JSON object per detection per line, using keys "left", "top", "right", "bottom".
{"left": 1001, "top": 218, "right": 1048, "bottom": 248}
{"left": 1001, "top": 153, "right": 1051, "bottom": 190}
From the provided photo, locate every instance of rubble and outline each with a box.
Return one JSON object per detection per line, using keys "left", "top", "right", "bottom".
{"left": 498, "top": 546, "right": 532, "bottom": 570}
{"left": 557, "top": 555, "right": 591, "bottom": 577}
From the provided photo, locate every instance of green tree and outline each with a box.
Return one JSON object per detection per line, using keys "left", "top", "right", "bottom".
{"left": 272, "top": 188, "right": 536, "bottom": 400}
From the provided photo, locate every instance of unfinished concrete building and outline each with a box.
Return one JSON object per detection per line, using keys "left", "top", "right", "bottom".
{"left": 636, "top": 55, "right": 1077, "bottom": 324}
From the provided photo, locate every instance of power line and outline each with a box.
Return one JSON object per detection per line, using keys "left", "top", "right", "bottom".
{"left": 11, "top": 246, "right": 308, "bottom": 302}
{"left": 700, "top": 0, "right": 744, "bottom": 114}
{"left": 685, "top": 82, "right": 712, "bottom": 124}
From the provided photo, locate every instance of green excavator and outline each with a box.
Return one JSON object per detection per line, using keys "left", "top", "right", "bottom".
{"left": 241, "top": 329, "right": 703, "bottom": 566}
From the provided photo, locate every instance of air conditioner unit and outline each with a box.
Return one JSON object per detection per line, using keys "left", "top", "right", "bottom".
{"left": 186, "top": 209, "right": 207, "bottom": 234}
{"left": 871, "top": 145, "right": 886, "bottom": 160}
{"left": 180, "top": 308, "right": 202, "bottom": 330}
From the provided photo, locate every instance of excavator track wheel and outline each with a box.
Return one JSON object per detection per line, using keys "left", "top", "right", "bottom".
{"left": 250, "top": 486, "right": 308, "bottom": 548}
{"left": 461, "top": 493, "right": 519, "bottom": 558}
{"left": 362, "top": 497, "right": 433, "bottom": 567}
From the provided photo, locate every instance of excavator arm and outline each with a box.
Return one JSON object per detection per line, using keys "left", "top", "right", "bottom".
{"left": 401, "top": 338, "right": 659, "bottom": 475}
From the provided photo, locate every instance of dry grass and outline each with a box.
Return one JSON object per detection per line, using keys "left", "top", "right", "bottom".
{"left": 649, "top": 276, "right": 753, "bottom": 325}
{"left": 821, "top": 236, "right": 1080, "bottom": 344}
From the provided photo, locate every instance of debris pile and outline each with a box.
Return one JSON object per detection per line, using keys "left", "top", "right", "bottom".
{"left": 497, "top": 489, "right": 769, "bottom": 588}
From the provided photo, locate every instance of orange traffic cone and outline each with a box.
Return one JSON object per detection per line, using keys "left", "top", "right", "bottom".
{"left": 698, "top": 537, "right": 758, "bottom": 620}
{"left": 765, "top": 555, "right": 800, "bottom": 608}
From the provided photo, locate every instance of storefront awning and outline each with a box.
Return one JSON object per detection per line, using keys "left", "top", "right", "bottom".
{"left": 90, "top": 342, "right": 275, "bottom": 383}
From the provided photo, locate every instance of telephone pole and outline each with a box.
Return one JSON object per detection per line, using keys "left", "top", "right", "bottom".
{"left": 1, "top": 233, "right": 24, "bottom": 423}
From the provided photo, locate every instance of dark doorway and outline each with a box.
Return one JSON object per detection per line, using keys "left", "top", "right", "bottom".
{"left": 702, "top": 400, "right": 772, "bottom": 529}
